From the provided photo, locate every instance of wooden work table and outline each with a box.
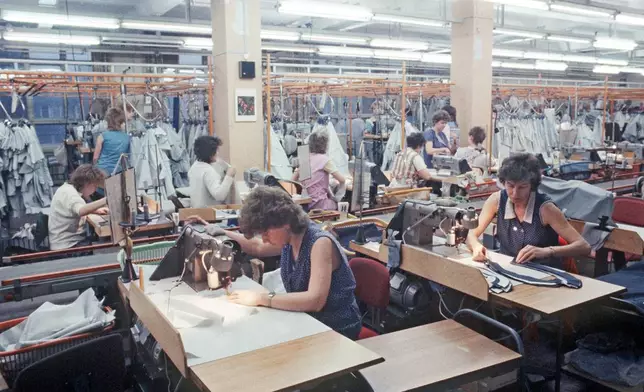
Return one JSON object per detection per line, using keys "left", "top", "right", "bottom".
{"left": 350, "top": 241, "right": 626, "bottom": 316}
{"left": 358, "top": 320, "right": 522, "bottom": 392}
{"left": 86, "top": 214, "right": 175, "bottom": 239}
{"left": 119, "top": 269, "right": 382, "bottom": 392}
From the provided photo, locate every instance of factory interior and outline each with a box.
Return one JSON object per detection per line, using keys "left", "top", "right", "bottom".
{"left": 0, "top": 0, "right": 644, "bottom": 391}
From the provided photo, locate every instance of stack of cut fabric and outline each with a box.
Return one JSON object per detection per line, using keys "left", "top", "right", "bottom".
{"left": 0, "top": 120, "right": 54, "bottom": 218}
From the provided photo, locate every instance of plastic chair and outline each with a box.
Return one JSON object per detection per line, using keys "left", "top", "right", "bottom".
{"left": 349, "top": 257, "right": 390, "bottom": 340}
{"left": 612, "top": 197, "right": 644, "bottom": 262}
{"left": 13, "top": 334, "right": 126, "bottom": 392}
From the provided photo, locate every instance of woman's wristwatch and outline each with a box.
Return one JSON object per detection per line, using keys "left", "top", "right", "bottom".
{"left": 267, "top": 291, "right": 276, "bottom": 308}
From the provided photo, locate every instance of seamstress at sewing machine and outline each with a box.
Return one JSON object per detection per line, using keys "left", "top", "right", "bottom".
{"left": 188, "top": 135, "right": 236, "bottom": 208}
{"left": 48, "top": 165, "right": 110, "bottom": 250}
{"left": 389, "top": 132, "right": 434, "bottom": 187}
{"left": 467, "top": 153, "right": 591, "bottom": 266}
{"left": 191, "top": 186, "right": 361, "bottom": 339}
{"left": 292, "top": 132, "right": 346, "bottom": 210}
{"left": 454, "top": 126, "right": 497, "bottom": 170}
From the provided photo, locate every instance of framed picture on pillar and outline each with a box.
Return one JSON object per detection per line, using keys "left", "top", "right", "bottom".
{"left": 235, "top": 88, "right": 257, "bottom": 122}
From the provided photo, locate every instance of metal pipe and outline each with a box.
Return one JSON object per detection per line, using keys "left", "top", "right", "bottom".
{"left": 266, "top": 54, "right": 272, "bottom": 172}
{"left": 401, "top": 61, "right": 407, "bottom": 151}
{"left": 208, "top": 56, "right": 215, "bottom": 136}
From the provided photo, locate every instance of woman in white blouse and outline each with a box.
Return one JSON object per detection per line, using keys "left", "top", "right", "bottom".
{"left": 187, "top": 136, "right": 236, "bottom": 207}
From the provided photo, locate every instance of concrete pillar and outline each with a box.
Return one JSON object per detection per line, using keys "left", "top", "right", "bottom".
{"left": 211, "top": 0, "right": 263, "bottom": 171}
{"left": 450, "top": 0, "right": 494, "bottom": 147}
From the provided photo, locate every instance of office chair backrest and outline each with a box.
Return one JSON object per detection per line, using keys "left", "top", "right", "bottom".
{"left": 349, "top": 257, "right": 390, "bottom": 309}
{"left": 613, "top": 197, "right": 644, "bottom": 227}
{"left": 13, "top": 334, "right": 126, "bottom": 392}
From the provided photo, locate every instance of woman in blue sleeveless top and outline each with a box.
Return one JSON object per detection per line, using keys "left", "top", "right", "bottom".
{"left": 467, "top": 153, "right": 590, "bottom": 266}
{"left": 223, "top": 186, "right": 362, "bottom": 340}
{"left": 93, "top": 106, "right": 131, "bottom": 176}
{"left": 423, "top": 110, "right": 452, "bottom": 168}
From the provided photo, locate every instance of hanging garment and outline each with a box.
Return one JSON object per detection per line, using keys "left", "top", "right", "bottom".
{"left": 130, "top": 126, "right": 176, "bottom": 199}
{"left": 160, "top": 121, "right": 190, "bottom": 188}
{"left": 310, "top": 119, "right": 349, "bottom": 176}
{"left": 381, "top": 121, "right": 419, "bottom": 172}
{"left": 264, "top": 123, "right": 292, "bottom": 179}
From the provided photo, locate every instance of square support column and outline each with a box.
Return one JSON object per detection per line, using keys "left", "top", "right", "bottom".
{"left": 450, "top": 0, "right": 494, "bottom": 147}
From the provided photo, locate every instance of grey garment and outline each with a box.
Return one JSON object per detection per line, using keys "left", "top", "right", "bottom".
{"left": 130, "top": 127, "right": 176, "bottom": 199}
{"left": 568, "top": 347, "right": 644, "bottom": 387}
{"left": 538, "top": 176, "right": 614, "bottom": 224}
{"left": 581, "top": 223, "right": 612, "bottom": 252}
{"left": 350, "top": 118, "right": 366, "bottom": 155}
{"left": 623, "top": 115, "right": 644, "bottom": 143}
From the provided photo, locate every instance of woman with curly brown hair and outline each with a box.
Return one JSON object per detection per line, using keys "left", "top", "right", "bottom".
{"left": 194, "top": 186, "right": 361, "bottom": 339}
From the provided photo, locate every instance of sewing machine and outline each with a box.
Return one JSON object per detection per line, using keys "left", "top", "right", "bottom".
{"left": 243, "top": 168, "right": 303, "bottom": 196}
{"left": 616, "top": 142, "right": 644, "bottom": 161}
{"left": 150, "top": 225, "right": 243, "bottom": 292}
{"left": 430, "top": 155, "right": 471, "bottom": 177}
{"left": 390, "top": 199, "right": 479, "bottom": 248}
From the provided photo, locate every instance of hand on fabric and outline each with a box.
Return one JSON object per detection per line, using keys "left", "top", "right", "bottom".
{"left": 205, "top": 224, "right": 225, "bottom": 237}
{"left": 442, "top": 147, "right": 452, "bottom": 155}
{"left": 227, "top": 290, "right": 266, "bottom": 307}
{"left": 516, "top": 245, "right": 551, "bottom": 264}
{"left": 472, "top": 244, "right": 488, "bottom": 262}
{"left": 95, "top": 207, "right": 109, "bottom": 215}
{"left": 185, "top": 215, "right": 208, "bottom": 226}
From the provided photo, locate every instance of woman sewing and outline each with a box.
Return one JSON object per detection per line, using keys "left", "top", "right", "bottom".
{"left": 467, "top": 153, "right": 590, "bottom": 266}
{"left": 188, "top": 135, "right": 236, "bottom": 207}
{"left": 193, "top": 186, "right": 361, "bottom": 340}
{"left": 423, "top": 110, "right": 453, "bottom": 168}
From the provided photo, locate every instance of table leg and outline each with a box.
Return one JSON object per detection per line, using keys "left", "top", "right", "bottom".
{"left": 554, "top": 318, "right": 563, "bottom": 392}
{"left": 594, "top": 248, "right": 610, "bottom": 277}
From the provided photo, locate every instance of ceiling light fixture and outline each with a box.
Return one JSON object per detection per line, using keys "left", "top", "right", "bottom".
{"left": 121, "top": 20, "right": 211, "bottom": 35}
{"left": 2, "top": 31, "right": 100, "bottom": 46}
{"left": 260, "top": 29, "right": 300, "bottom": 41}
{"left": 549, "top": 3, "right": 613, "bottom": 18}
{"left": 615, "top": 13, "right": 644, "bottom": 26}
{"left": 317, "top": 45, "right": 374, "bottom": 58}
{"left": 594, "top": 37, "right": 638, "bottom": 51}
{"left": 494, "top": 28, "right": 544, "bottom": 39}
{"left": 371, "top": 14, "right": 445, "bottom": 27}
{"left": 547, "top": 35, "right": 592, "bottom": 44}
{"left": 370, "top": 38, "right": 429, "bottom": 51}
{"left": 534, "top": 60, "right": 568, "bottom": 71}
{"left": 183, "top": 37, "right": 212, "bottom": 49}
{"left": 523, "top": 51, "right": 564, "bottom": 61}
{"left": 339, "top": 22, "right": 372, "bottom": 32}
{"left": 421, "top": 54, "right": 452, "bottom": 64}
{"left": 620, "top": 67, "right": 644, "bottom": 74}
{"left": 301, "top": 33, "right": 368, "bottom": 45}
{"left": 278, "top": 0, "right": 373, "bottom": 22}
{"left": 595, "top": 58, "right": 629, "bottom": 66}
{"left": 500, "top": 62, "right": 536, "bottom": 70}
{"left": 492, "top": 48, "right": 525, "bottom": 57}
{"left": 562, "top": 54, "right": 598, "bottom": 64}
{"left": 262, "top": 45, "right": 316, "bottom": 53}
{"left": 101, "top": 36, "right": 185, "bottom": 45}
{"left": 1, "top": 10, "right": 119, "bottom": 29}
{"left": 593, "top": 65, "right": 621, "bottom": 74}
{"left": 492, "top": 61, "right": 502, "bottom": 67}
{"left": 373, "top": 50, "right": 423, "bottom": 61}
{"left": 485, "top": 0, "right": 549, "bottom": 11}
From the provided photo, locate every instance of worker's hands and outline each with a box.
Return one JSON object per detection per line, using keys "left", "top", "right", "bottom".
{"left": 185, "top": 215, "right": 209, "bottom": 226}
{"left": 442, "top": 147, "right": 452, "bottom": 155}
{"left": 95, "top": 207, "right": 109, "bottom": 215}
{"left": 471, "top": 244, "right": 488, "bottom": 262}
{"left": 227, "top": 290, "right": 266, "bottom": 307}
{"left": 226, "top": 167, "right": 237, "bottom": 178}
{"left": 515, "top": 245, "right": 551, "bottom": 264}
{"left": 205, "top": 224, "right": 225, "bottom": 237}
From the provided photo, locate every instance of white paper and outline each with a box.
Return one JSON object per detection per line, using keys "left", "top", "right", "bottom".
{"left": 297, "top": 144, "right": 312, "bottom": 181}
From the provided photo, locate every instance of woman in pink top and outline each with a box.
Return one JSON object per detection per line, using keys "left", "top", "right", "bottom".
{"left": 293, "top": 132, "right": 346, "bottom": 210}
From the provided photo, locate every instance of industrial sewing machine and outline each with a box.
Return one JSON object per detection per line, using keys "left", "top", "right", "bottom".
{"left": 389, "top": 199, "right": 479, "bottom": 249}
{"left": 243, "top": 167, "right": 302, "bottom": 195}
{"left": 431, "top": 155, "right": 471, "bottom": 177}
{"left": 150, "top": 225, "right": 244, "bottom": 292}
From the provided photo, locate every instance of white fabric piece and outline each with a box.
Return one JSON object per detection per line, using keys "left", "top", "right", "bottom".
{"left": 311, "top": 121, "right": 349, "bottom": 176}
{"left": 0, "top": 288, "right": 114, "bottom": 351}
{"left": 266, "top": 124, "right": 293, "bottom": 179}
{"left": 262, "top": 268, "right": 286, "bottom": 293}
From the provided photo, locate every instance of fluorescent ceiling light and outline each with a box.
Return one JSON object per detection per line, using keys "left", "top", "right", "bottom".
{"left": 340, "top": 22, "right": 372, "bottom": 32}
{"left": 301, "top": 33, "right": 367, "bottom": 45}
{"left": 121, "top": 20, "right": 211, "bottom": 35}
{"left": 492, "top": 61, "right": 502, "bottom": 67}
{"left": 262, "top": 45, "right": 316, "bottom": 53}
{"left": 547, "top": 35, "right": 592, "bottom": 44}
{"left": 594, "top": 38, "right": 637, "bottom": 51}
{"left": 593, "top": 65, "right": 621, "bottom": 74}
{"left": 179, "top": 69, "right": 205, "bottom": 75}
{"left": 370, "top": 38, "right": 429, "bottom": 51}
{"left": 30, "top": 67, "right": 62, "bottom": 72}
{"left": 549, "top": 4, "right": 613, "bottom": 18}
{"left": 38, "top": 0, "right": 58, "bottom": 5}
{"left": 500, "top": 62, "right": 535, "bottom": 70}
{"left": 563, "top": 54, "right": 597, "bottom": 64}
{"left": 278, "top": 0, "right": 373, "bottom": 22}
{"left": 492, "top": 48, "right": 524, "bottom": 57}
{"left": 101, "top": 36, "right": 185, "bottom": 45}
{"left": 371, "top": 14, "right": 444, "bottom": 27}
{"left": 534, "top": 61, "right": 568, "bottom": 71}
{"left": 2, "top": 10, "right": 119, "bottom": 29}
{"left": 318, "top": 45, "right": 374, "bottom": 58}
{"left": 373, "top": 50, "right": 422, "bottom": 61}
{"left": 2, "top": 31, "right": 100, "bottom": 46}
{"left": 486, "top": 0, "right": 548, "bottom": 10}
{"left": 183, "top": 37, "right": 212, "bottom": 49}
{"left": 421, "top": 54, "right": 452, "bottom": 64}
{"left": 494, "top": 28, "right": 544, "bottom": 39}
{"left": 260, "top": 29, "right": 300, "bottom": 41}
{"left": 595, "top": 58, "right": 629, "bottom": 66}
{"left": 524, "top": 51, "right": 564, "bottom": 61}
{"left": 620, "top": 67, "right": 644, "bottom": 74}
{"left": 615, "top": 14, "right": 644, "bottom": 26}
